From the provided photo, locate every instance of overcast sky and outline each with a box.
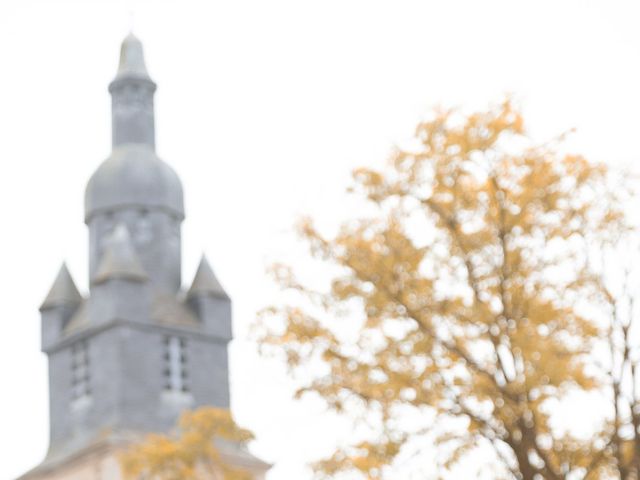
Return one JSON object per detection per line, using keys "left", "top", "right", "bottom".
{"left": 2, "top": 1, "right": 640, "bottom": 479}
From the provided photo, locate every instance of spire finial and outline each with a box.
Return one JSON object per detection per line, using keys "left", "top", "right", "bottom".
{"left": 128, "top": 8, "right": 135, "bottom": 33}
{"left": 127, "top": 0, "right": 137, "bottom": 34}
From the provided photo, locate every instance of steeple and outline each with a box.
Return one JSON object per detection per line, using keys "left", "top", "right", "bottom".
{"left": 41, "top": 263, "right": 82, "bottom": 310}
{"left": 109, "top": 32, "right": 156, "bottom": 149}
{"left": 86, "top": 33, "right": 183, "bottom": 292}
{"left": 21, "top": 34, "right": 270, "bottom": 480}
{"left": 187, "top": 255, "right": 229, "bottom": 300}
{"left": 92, "top": 224, "right": 148, "bottom": 284}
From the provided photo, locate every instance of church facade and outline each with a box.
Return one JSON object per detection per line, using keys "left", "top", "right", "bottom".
{"left": 18, "top": 34, "right": 268, "bottom": 480}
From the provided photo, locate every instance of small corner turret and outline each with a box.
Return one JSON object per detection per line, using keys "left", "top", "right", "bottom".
{"left": 187, "top": 255, "right": 232, "bottom": 341}
{"left": 41, "top": 263, "right": 83, "bottom": 351}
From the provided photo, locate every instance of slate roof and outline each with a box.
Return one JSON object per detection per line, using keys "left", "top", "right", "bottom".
{"left": 187, "top": 255, "right": 230, "bottom": 300}
{"left": 41, "top": 263, "right": 83, "bottom": 310}
{"left": 84, "top": 144, "right": 184, "bottom": 221}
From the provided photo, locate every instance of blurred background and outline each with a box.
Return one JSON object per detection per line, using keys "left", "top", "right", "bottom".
{"left": 1, "top": 1, "right": 640, "bottom": 478}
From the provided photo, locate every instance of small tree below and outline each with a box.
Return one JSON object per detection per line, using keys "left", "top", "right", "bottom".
{"left": 120, "top": 407, "right": 254, "bottom": 480}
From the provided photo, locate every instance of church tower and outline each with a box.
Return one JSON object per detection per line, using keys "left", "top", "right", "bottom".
{"left": 19, "top": 34, "right": 268, "bottom": 480}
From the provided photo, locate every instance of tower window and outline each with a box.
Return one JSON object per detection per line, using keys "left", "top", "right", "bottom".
{"left": 164, "top": 336, "right": 188, "bottom": 393}
{"left": 71, "top": 340, "right": 90, "bottom": 400}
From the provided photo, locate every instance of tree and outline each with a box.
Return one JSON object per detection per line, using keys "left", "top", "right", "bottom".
{"left": 255, "top": 99, "right": 626, "bottom": 479}
{"left": 120, "top": 407, "right": 254, "bottom": 480}
{"left": 596, "top": 234, "right": 640, "bottom": 479}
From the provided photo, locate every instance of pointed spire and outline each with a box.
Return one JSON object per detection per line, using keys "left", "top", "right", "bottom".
{"left": 41, "top": 263, "right": 83, "bottom": 310}
{"left": 93, "top": 224, "right": 148, "bottom": 285}
{"left": 114, "top": 32, "right": 151, "bottom": 81}
{"left": 109, "top": 33, "right": 156, "bottom": 149}
{"left": 187, "top": 255, "right": 229, "bottom": 300}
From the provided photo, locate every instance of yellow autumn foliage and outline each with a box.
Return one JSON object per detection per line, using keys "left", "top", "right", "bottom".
{"left": 256, "top": 99, "right": 627, "bottom": 479}
{"left": 120, "top": 407, "right": 254, "bottom": 480}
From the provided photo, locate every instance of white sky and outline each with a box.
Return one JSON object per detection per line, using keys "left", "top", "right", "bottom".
{"left": 1, "top": 0, "right": 640, "bottom": 478}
